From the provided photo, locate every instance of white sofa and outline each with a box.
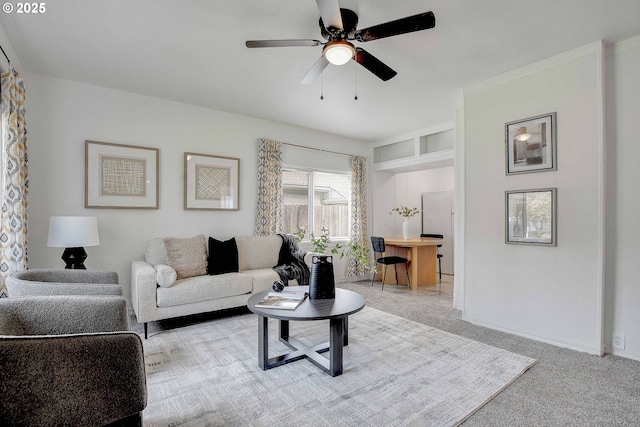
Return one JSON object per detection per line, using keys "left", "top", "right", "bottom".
{"left": 131, "top": 235, "right": 310, "bottom": 338}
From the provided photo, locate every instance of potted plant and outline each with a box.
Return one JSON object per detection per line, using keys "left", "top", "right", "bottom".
{"left": 295, "top": 227, "right": 345, "bottom": 299}
{"left": 295, "top": 226, "right": 344, "bottom": 256}
{"left": 389, "top": 206, "right": 420, "bottom": 240}
{"left": 295, "top": 227, "right": 374, "bottom": 276}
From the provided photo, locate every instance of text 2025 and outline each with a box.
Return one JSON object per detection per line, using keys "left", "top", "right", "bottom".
{"left": 17, "top": 3, "right": 46, "bottom": 13}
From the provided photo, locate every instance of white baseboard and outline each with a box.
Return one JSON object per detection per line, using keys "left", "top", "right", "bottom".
{"left": 604, "top": 346, "right": 640, "bottom": 362}
{"left": 462, "top": 314, "right": 603, "bottom": 356}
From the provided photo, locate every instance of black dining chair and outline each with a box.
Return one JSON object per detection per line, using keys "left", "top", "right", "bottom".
{"left": 420, "top": 233, "right": 444, "bottom": 282}
{"left": 370, "top": 236, "right": 410, "bottom": 290}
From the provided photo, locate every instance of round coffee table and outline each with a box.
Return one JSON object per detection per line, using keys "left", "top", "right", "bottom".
{"left": 247, "top": 286, "right": 365, "bottom": 376}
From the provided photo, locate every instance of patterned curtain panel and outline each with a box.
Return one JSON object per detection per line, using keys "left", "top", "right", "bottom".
{"left": 348, "top": 155, "right": 368, "bottom": 276}
{"left": 254, "top": 139, "right": 283, "bottom": 236}
{"left": 0, "top": 67, "right": 29, "bottom": 297}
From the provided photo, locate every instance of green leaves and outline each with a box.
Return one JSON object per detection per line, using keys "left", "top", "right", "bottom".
{"left": 294, "top": 227, "right": 375, "bottom": 274}
{"left": 389, "top": 206, "right": 420, "bottom": 217}
{"left": 295, "top": 226, "right": 336, "bottom": 254}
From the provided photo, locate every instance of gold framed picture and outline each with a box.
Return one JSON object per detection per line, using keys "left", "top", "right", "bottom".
{"left": 85, "top": 140, "right": 159, "bottom": 209}
{"left": 184, "top": 152, "right": 240, "bottom": 210}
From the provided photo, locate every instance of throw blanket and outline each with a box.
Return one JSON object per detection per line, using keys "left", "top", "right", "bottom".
{"left": 273, "top": 234, "right": 310, "bottom": 286}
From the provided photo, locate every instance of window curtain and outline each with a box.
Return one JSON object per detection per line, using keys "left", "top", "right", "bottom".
{"left": 348, "top": 155, "right": 368, "bottom": 276}
{"left": 254, "top": 139, "right": 283, "bottom": 236}
{"left": 0, "top": 67, "right": 29, "bottom": 297}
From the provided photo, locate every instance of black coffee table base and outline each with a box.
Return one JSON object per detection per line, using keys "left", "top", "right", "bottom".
{"left": 258, "top": 316, "right": 349, "bottom": 377}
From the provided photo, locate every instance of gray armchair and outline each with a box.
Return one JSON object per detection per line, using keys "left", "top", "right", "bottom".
{"left": 6, "top": 269, "right": 122, "bottom": 297}
{"left": 0, "top": 295, "right": 147, "bottom": 426}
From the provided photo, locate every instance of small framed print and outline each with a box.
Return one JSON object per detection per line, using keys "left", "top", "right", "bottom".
{"left": 184, "top": 152, "right": 239, "bottom": 210}
{"left": 85, "top": 140, "right": 159, "bottom": 209}
{"left": 506, "top": 188, "right": 557, "bottom": 246}
{"left": 505, "top": 112, "right": 556, "bottom": 175}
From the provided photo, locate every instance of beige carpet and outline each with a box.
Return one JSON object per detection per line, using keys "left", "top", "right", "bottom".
{"left": 141, "top": 307, "right": 536, "bottom": 426}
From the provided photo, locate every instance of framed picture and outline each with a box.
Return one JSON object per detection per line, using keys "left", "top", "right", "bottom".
{"left": 85, "top": 140, "right": 159, "bottom": 209}
{"left": 505, "top": 112, "right": 556, "bottom": 175}
{"left": 506, "top": 188, "right": 557, "bottom": 246}
{"left": 184, "top": 152, "right": 239, "bottom": 210}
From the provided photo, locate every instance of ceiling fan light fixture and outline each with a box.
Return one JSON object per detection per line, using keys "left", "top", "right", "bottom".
{"left": 323, "top": 41, "right": 355, "bottom": 65}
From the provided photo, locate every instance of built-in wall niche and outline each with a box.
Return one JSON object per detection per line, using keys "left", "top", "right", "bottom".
{"left": 419, "top": 129, "right": 454, "bottom": 155}
{"left": 373, "top": 126, "right": 454, "bottom": 172}
{"left": 373, "top": 139, "right": 413, "bottom": 163}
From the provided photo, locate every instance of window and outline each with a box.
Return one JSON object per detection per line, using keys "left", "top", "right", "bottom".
{"left": 282, "top": 168, "right": 351, "bottom": 239}
{"left": 282, "top": 169, "right": 310, "bottom": 235}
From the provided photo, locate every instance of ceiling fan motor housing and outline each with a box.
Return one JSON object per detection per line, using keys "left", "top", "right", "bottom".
{"left": 320, "top": 8, "right": 358, "bottom": 40}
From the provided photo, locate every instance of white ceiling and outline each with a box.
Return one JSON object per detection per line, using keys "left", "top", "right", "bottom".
{"left": 1, "top": 0, "right": 639, "bottom": 142}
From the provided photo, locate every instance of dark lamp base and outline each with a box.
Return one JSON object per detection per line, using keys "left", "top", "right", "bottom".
{"left": 62, "top": 247, "right": 88, "bottom": 269}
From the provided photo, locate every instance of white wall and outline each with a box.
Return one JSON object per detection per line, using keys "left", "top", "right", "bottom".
{"left": 604, "top": 36, "right": 640, "bottom": 360}
{"left": 0, "top": 23, "right": 24, "bottom": 75}
{"left": 25, "top": 73, "right": 369, "bottom": 301}
{"left": 371, "top": 171, "right": 396, "bottom": 239}
{"left": 392, "top": 167, "right": 454, "bottom": 239}
{"left": 462, "top": 43, "right": 605, "bottom": 355}
{"left": 453, "top": 106, "right": 465, "bottom": 309}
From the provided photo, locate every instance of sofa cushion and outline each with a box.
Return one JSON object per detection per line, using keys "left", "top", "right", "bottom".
{"left": 235, "top": 235, "right": 282, "bottom": 271}
{"left": 0, "top": 311, "right": 24, "bottom": 336}
{"left": 164, "top": 235, "right": 207, "bottom": 280}
{"left": 208, "top": 237, "right": 239, "bottom": 275}
{"left": 156, "top": 273, "right": 252, "bottom": 307}
{"left": 239, "top": 268, "right": 299, "bottom": 294}
{"left": 154, "top": 264, "right": 177, "bottom": 288}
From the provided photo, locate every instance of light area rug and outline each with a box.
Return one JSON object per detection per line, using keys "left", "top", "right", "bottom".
{"left": 141, "top": 307, "right": 536, "bottom": 427}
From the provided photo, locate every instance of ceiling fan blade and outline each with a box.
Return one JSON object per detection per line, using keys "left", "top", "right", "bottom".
{"left": 300, "top": 56, "right": 330, "bottom": 84}
{"left": 354, "top": 48, "right": 397, "bottom": 81}
{"left": 355, "top": 11, "right": 435, "bottom": 42}
{"left": 316, "top": 0, "right": 343, "bottom": 31}
{"left": 246, "top": 39, "right": 323, "bottom": 48}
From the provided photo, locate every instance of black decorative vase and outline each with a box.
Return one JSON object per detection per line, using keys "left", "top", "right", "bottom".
{"left": 309, "top": 255, "right": 335, "bottom": 299}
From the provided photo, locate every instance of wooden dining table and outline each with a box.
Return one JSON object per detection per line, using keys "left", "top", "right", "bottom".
{"left": 382, "top": 237, "right": 445, "bottom": 290}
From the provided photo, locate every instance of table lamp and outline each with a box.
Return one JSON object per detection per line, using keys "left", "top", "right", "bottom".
{"left": 47, "top": 216, "right": 100, "bottom": 269}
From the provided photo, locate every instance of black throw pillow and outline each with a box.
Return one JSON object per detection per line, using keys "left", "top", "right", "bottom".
{"left": 208, "top": 237, "right": 239, "bottom": 275}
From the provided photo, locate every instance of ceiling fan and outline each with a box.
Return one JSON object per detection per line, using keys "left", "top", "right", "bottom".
{"left": 245, "top": 0, "right": 436, "bottom": 84}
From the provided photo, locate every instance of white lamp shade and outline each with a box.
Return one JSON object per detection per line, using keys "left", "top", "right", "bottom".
{"left": 324, "top": 41, "right": 355, "bottom": 65}
{"left": 47, "top": 216, "right": 100, "bottom": 248}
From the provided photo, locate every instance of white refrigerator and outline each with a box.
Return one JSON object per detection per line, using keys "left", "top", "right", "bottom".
{"left": 421, "top": 191, "right": 454, "bottom": 275}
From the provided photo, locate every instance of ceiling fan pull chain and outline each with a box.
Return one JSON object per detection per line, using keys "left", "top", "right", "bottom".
{"left": 354, "top": 62, "right": 358, "bottom": 100}
{"left": 320, "top": 72, "right": 324, "bottom": 100}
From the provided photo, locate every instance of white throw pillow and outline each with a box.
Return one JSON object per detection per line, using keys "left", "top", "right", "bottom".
{"left": 155, "top": 264, "right": 177, "bottom": 288}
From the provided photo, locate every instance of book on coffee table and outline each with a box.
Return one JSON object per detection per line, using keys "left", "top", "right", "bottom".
{"left": 255, "top": 290, "right": 308, "bottom": 310}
